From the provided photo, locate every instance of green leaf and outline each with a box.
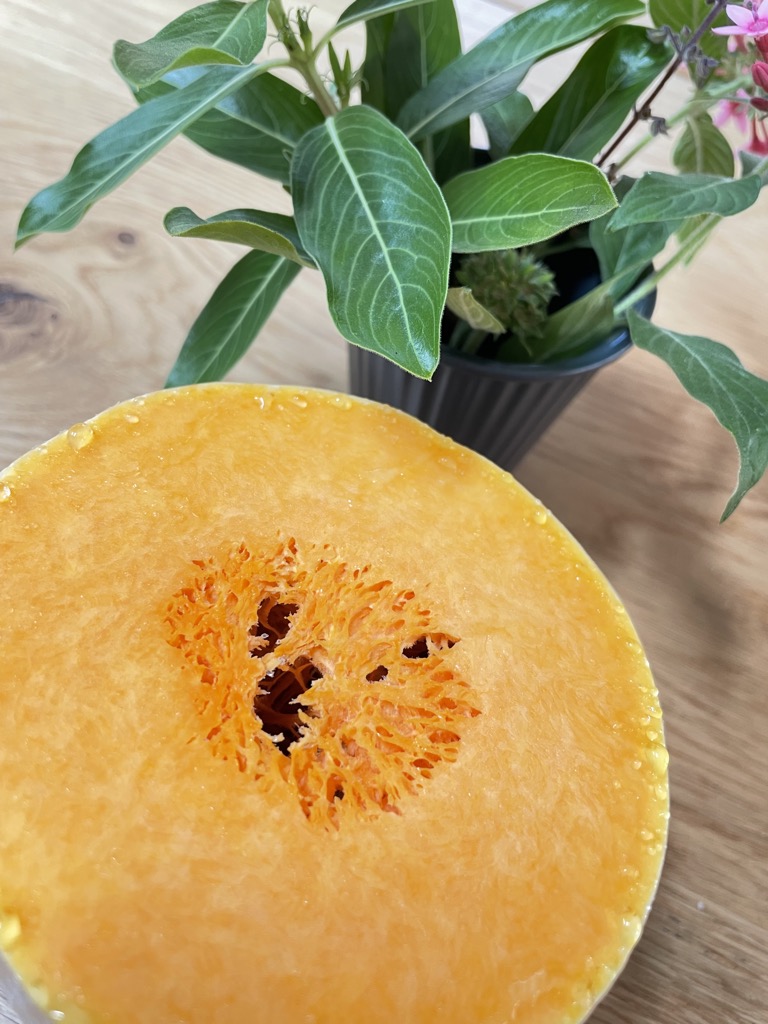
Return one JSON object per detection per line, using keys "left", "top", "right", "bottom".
{"left": 610, "top": 171, "right": 761, "bottom": 230}
{"left": 671, "top": 116, "right": 733, "bottom": 264}
{"left": 511, "top": 26, "right": 669, "bottom": 160}
{"left": 135, "top": 68, "right": 323, "bottom": 183}
{"left": 740, "top": 151, "right": 768, "bottom": 183}
{"left": 590, "top": 179, "right": 675, "bottom": 299}
{"left": 445, "top": 287, "right": 505, "bottom": 334}
{"left": 166, "top": 250, "right": 300, "bottom": 386}
{"left": 649, "top": 0, "right": 728, "bottom": 58}
{"left": 16, "top": 63, "right": 269, "bottom": 247}
{"left": 336, "top": 0, "right": 435, "bottom": 29}
{"left": 291, "top": 106, "right": 451, "bottom": 379}
{"left": 164, "top": 207, "right": 315, "bottom": 266}
{"left": 591, "top": 218, "right": 672, "bottom": 299}
{"left": 443, "top": 154, "right": 616, "bottom": 252}
{"left": 482, "top": 91, "right": 534, "bottom": 160}
{"left": 361, "top": 14, "right": 395, "bottom": 113}
{"left": 627, "top": 310, "right": 768, "bottom": 520}
{"left": 396, "top": 0, "right": 646, "bottom": 140}
{"left": 113, "top": 0, "right": 268, "bottom": 88}
{"left": 362, "top": 0, "right": 469, "bottom": 182}
{"left": 537, "top": 283, "right": 615, "bottom": 361}
{"left": 673, "top": 113, "right": 734, "bottom": 177}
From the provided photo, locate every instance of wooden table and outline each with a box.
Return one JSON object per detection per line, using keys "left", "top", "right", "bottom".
{"left": 1, "top": 2, "right": 766, "bottom": 1022}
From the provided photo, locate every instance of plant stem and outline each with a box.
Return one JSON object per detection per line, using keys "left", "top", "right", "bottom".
{"left": 614, "top": 75, "right": 754, "bottom": 172}
{"left": 614, "top": 217, "right": 718, "bottom": 315}
{"left": 596, "top": 0, "right": 730, "bottom": 169}
{"left": 268, "top": 0, "right": 338, "bottom": 117}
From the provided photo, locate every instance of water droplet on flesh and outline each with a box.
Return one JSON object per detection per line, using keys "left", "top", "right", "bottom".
{"left": 67, "top": 423, "right": 94, "bottom": 451}
{"left": 646, "top": 745, "right": 669, "bottom": 774}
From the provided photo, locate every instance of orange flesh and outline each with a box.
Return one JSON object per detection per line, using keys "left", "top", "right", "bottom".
{"left": 0, "top": 384, "right": 668, "bottom": 1024}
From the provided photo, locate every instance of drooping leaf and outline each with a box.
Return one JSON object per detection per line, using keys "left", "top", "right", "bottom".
{"left": 336, "top": 0, "right": 435, "bottom": 29}
{"left": 443, "top": 154, "right": 616, "bottom": 252}
{"left": 166, "top": 250, "right": 300, "bottom": 386}
{"left": 511, "top": 26, "right": 669, "bottom": 160}
{"left": 627, "top": 309, "right": 768, "bottom": 520}
{"left": 164, "top": 207, "right": 315, "bottom": 266}
{"left": 445, "top": 287, "right": 505, "bottom": 334}
{"left": 396, "top": 0, "right": 646, "bottom": 140}
{"left": 537, "top": 284, "right": 615, "bottom": 361}
{"left": 482, "top": 91, "right": 534, "bottom": 160}
{"left": 673, "top": 113, "right": 734, "bottom": 177}
{"left": 609, "top": 171, "right": 761, "bottom": 230}
{"left": 16, "top": 63, "right": 269, "bottom": 247}
{"left": 648, "top": 0, "right": 728, "bottom": 58}
{"left": 291, "top": 106, "right": 451, "bottom": 379}
{"left": 113, "top": 0, "right": 268, "bottom": 88}
{"left": 135, "top": 68, "right": 323, "bottom": 183}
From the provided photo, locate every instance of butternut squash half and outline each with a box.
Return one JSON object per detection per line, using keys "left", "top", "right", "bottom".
{"left": 0, "top": 384, "right": 668, "bottom": 1024}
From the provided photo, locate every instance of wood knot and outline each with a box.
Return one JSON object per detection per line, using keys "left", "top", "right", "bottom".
{"left": 0, "top": 282, "right": 64, "bottom": 365}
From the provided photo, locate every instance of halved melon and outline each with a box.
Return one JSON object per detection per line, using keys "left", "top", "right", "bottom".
{"left": 0, "top": 384, "right": 668, "bottom": 1024}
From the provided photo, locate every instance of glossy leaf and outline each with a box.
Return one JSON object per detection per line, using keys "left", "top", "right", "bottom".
{"left": 446, "top": 287, "right": 504, "bottom": 334}
{"left": 166, "top": 250, "right": 300, "bottom": 385}
{"left": 482, "top": 92, "right": 534, "bottom": 160}
{"left": 649, "top": 0, "right": 728, "bottom": 57}
{"left": 362, "top": 0, "right": 469, "bottom": 182}
{"left": 164, "top": 207, "right": 315, "bottom": 266}
{"left": 627, "top": 310, "right": 768, "bottom": 520}
{"left": 113, "top": 0, "right": 268, "bottom": 88}
{"left": 135, "top": 68, "right": 323, "bottom": 183}
{"left": 17, "top": 63, "right": 268, "bottom": 247}
{"left": 361, "top": 14, "right": 395, "bottom": 113}
{"left": 443, "top": 154, "right": 616, "bottom": 252}
{"left": 511, "top": 26, "right": 669, "bottom": 160}
{"left": 292, "top": 106, "right": 451, "bottom": 379}
{"left": 397, "top": 0, "right": 646, "bottom": 140}
{"left": 673, "top": 113, "right": 734, "bottom": 177}
{"left": 537, "top": 284, "right": 615, "bottom": 361}
{"left": 336, "top": 0, "right": 434, "bottom": 29}
{"left": 610, "top": 171, "right": 761, "bottom": 229}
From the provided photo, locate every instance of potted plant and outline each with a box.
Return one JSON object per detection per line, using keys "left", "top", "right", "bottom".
{"left": 15, "top": 0, "right": 768, "bottom": 518}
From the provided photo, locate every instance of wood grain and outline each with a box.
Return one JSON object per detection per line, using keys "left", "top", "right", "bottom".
{"left": 1, "top": 1, "right": 766, "bottom": 1022}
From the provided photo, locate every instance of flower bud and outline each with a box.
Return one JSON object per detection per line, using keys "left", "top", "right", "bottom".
{"left": 752, "top": 60, "right": 768, "bottom": 91}
{"left": 751, "top": 96, "right": 768, "bottom": 112}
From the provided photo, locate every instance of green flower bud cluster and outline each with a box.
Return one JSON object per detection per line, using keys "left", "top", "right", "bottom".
{"left": 456, "top": 249, "right": 558, "bottom": 353}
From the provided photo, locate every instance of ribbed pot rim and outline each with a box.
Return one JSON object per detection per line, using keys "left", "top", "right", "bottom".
{"left": 438, "top": 289, "right": 657, "bottom": 382}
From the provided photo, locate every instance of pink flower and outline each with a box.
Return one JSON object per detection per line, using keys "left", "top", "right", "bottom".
{"left": 748, "top": 118, "right": 768, "bottom": 153}
{"left": 753, "top": 59, "right": 768, "bottom": 88}
{"left": 714, "top": 90, "right": 751, "bottom": 132}
{"left": 713, "top": 1, "right": 768, "bottom": 38}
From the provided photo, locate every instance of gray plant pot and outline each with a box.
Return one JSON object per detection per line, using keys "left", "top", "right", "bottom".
{"left": 349, "top": 289, "right": 656, "bottom": 472}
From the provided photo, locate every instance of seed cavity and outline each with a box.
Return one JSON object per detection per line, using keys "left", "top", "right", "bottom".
{"left": 165, "top": 538, "right": 480, "bottom": 829}
{"left": 254, "top": 657, "right": 323, "bottom": 756}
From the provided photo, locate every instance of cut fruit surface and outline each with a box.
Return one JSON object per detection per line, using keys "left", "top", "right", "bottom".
{"left": 0, "top": 383, "right": 668, "bottom": 1024}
